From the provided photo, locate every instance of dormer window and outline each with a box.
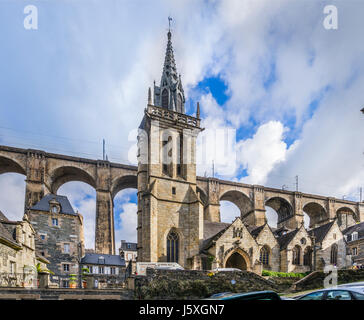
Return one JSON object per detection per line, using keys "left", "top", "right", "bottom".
{"left": 352, "top": 232, "right": 358, "bottom": 241}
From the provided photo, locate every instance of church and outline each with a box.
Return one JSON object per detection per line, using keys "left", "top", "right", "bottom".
{"left": 135, "top": 28, "right": 356, "bottom": 274}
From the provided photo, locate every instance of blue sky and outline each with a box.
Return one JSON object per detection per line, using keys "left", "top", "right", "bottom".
{"left": 1, "top": 0, "right": 364, "bottom": 249}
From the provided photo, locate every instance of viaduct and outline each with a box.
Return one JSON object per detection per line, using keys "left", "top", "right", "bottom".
{"left": 1, "top": 144, "right": 363, "bottom": 255}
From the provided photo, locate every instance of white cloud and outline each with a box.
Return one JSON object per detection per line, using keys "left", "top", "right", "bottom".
{"left": 238, "top": 121, "right": 290, "bottom": 185}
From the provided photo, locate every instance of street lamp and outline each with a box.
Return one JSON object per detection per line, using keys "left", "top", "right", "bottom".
{"left": 361, "top": 107, "right": 364, "bottom": 114}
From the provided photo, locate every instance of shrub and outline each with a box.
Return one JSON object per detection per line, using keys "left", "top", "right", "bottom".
{"left": 262, "top": 270, "right": 308, "bottom": 278}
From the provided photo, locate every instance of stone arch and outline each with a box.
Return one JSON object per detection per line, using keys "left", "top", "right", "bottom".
{"left": 111, "top": 175, "right": 137, "bottom": 200}
{"left": 0, "top": 156, "right": 26, "bottom": 175}
{"left": 303, "top": 202, "right": 329, "bottom": 229}
{"left": 223, "top": 248, "right": 251, "bottom": 271}
{"left": 219, "top": 190, "right": 253, "bottom": 216}
{"left": 336, "top": 206, "right": 358, "bottom": 230}
{"left": 265, "top": 197, "right": 293, "bottom": 224}
{"left": 49, "top": 166, "right": 97, "bottom": 194}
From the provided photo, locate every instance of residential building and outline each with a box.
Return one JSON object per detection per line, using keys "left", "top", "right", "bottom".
{"left": 27, "top": 194, "right": 85, "bottom": 276}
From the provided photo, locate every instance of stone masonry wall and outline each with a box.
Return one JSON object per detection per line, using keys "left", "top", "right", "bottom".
{"left": 134, "top": 268, "right": 278, "bottom": 299}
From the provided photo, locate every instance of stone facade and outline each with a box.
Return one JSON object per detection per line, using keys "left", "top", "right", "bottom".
{"left": 0, "top": 211, "right": 49, "bottom": 286}
{"left": 313, "top": 220, "right": 348, "bottom": 270}
{"left": 27, "top": 195, "right": 84, "bottom": 275}
{"left": 343, "top": 222, "right": 364, "bottom": 266}
{"left": 119, "top": 240, "right": 137, "bottom": 262}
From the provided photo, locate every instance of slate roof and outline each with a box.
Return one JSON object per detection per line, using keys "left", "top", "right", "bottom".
{"left": 80, "top": 253, "right": 126, "bottom": 267}
{"left": 272, "top": 226, "right": 290, "bottom": 237}
{"left": 30, "top": 194, "right": 76, "bottom": 215}
{"left": 277, "top": 229, "right": 299, "bottom": 250}
{"left": 120, "top": 241, "right": 137, "bottom": 251}
{"left": 0, "top": 212, "right": 20, "bottom": 248}
{"left": 342, "top": 222, "right": 364, "bottom": 239}
{"left": 202, "top": 221, "right": 231, "bottom": 251}
{"left": 203, "top": 221, "right": 231, "bottom": 240}
{"left": 248, "top": 224, "right": 266, "bottom": 239}
{"left": 308, "top": 221, "right": 335, "bottom": 243}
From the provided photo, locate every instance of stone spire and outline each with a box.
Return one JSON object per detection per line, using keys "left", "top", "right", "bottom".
{"left": 153, "top": 27, "right": 186, "bottom": 113}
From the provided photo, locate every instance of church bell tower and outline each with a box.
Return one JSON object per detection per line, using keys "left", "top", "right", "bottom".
{"left": 137, "top": 28, "right": 204, "bottom": 269}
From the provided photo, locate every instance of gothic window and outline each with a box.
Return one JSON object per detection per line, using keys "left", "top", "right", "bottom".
{"left": 162, "top": 89, "right": 169, "bottom": 108}
{"left": 303, "top": 246, "right": 312, "bottom": 266}
{"left": 177, "top": 94, "right": 183, "bottom": 113}
{"left": 330, "top": 244, "right": 338, "bottom": 265}
{"left": 167, "top": 230, "right": 179, "bottom": 263}
{"left": 292, "top": 245, "right": 301, "bottom": 265}
{"left": 260, "top": 246, "right": 270, "bottom": 266}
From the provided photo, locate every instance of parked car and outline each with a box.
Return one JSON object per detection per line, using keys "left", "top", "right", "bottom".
{"left": 212, "top": 268, "right": 242, "bottom": 272}
{"left": 206, "top": 290, "right": 293, "bottom": 300}
{"left": 154, "top": 266, "right": 184, "bottom": 271}
{"left": 338, "top": 281, "right": 364, "bottom": 289}
{"left": 295, "top": 287, "right": 364, "bottom": 300}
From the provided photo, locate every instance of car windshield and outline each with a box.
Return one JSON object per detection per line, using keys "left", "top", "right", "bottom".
{"left": 299, "top": 291, "right": 325, "bottom": 300}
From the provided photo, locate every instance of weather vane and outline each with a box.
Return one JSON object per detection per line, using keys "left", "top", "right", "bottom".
{"left": 168, "top": 16, "right": 172, "bottom": 32}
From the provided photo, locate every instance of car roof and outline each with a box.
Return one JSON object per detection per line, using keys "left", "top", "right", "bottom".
{"left": 206, "top": 291, "right": 278, "bottom": 300}
{"left": 338, "top": 281, "right": 364, "bottom": 287}
{"left": 299, "top": 287, "right": 364, "bottom": 297}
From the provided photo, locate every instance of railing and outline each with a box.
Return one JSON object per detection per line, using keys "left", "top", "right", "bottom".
{"left": 0, "top": 273, "right": 37, "bottom": 288}
{"left": 49, "top": 273, "right": 126, "bottom": 289}
{"left": 49, "top": 274, "right": 81, "bottom": 288}
{"left": 147, "top": 105, "right": 200, "bottom": 127}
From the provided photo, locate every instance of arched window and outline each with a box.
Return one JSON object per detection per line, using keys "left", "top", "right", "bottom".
{"left": 292, "top": 245, "right": 301, "bottom": 265}
{"left": 330, "top": 244, "right": 338, "bottom": 265}
{"left": 167, "top": 230, "right": 179, "bottom": 263}
{"left": 177, "top": 94, "right": 182, "bottom": 113}
{"left": 303, "top": 246, "right": 312, "bottom": 266}
{"left": 162, "top": 89, "right": 169, "bottom": 108}
{"left": 259, "top": 246, "right": 270, "bottom": 266}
